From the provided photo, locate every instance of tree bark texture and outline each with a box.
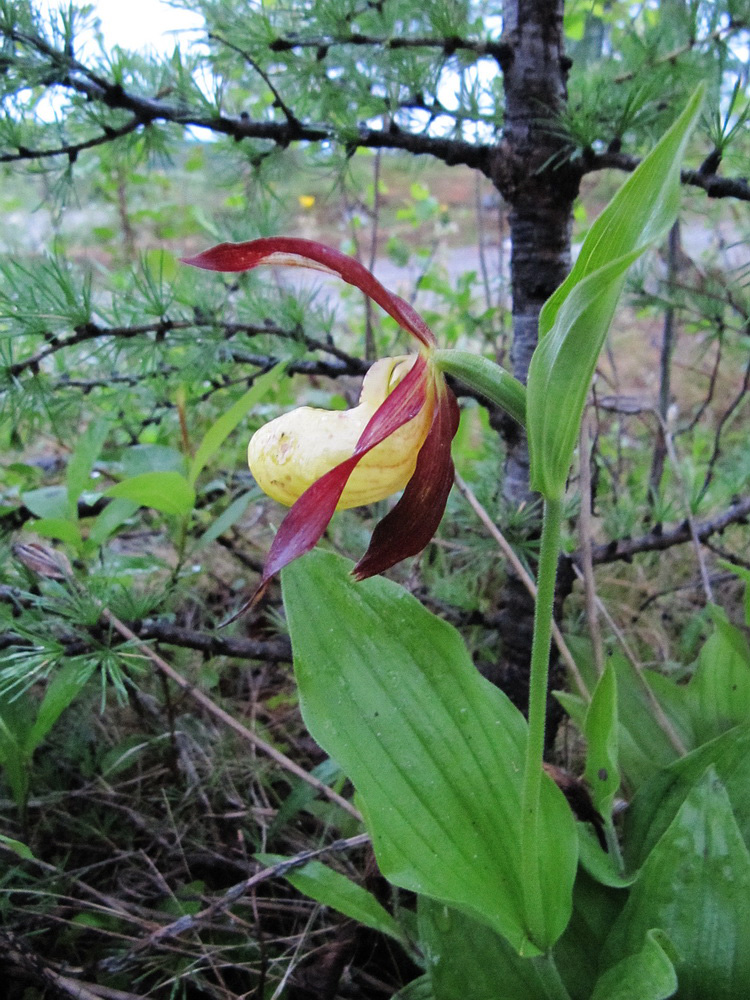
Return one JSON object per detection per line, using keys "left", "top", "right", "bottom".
{"left": 488, "top": 0, "right": 578, "bottom": 728}
{"left": 495, "top": 0, "right": 578, "bottom": 505}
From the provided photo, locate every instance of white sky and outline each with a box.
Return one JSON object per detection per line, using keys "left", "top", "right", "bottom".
{"left": 40, "top": 0, "right": 205, "bottom": 55}
{"left": 35, "top": 1, "right": 498, "bottom": 141}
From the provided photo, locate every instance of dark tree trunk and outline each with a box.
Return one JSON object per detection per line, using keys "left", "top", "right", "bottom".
{"left": 488, "top": 0, "right": 579, "bottom": 733}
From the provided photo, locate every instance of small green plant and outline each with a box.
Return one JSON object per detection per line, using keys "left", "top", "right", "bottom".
{"left": 170, "top": 86, "right": 750, "bottom": 998}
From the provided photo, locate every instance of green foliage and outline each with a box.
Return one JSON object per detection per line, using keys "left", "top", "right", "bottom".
{"left": 605, "top": 767, "right": 750, "bottom": 998}
{"left": 283, "top": 549, "right": 577, "bottom": 955}
{"left": 257, "top": 853, "right": 408, "bottom": 945}
{"left": 583, "top": 663, "right": 620, "bottom": 820}
{"left": 527, "top": 86, "right": 704, "bottom": 500}
{"left": 624, "top": 724, "right": 750, "bottom": 872}
{"left": 589, "top": 929, "right": 677, "bottom": 1000}
{"left": 0, "top": 0, "right": 749, "bottom": 994}
{"left": 188, "top": 362, "right": 286, "bottom": 486}
{"left": 418, "top": 898, "right": 570, "bottom": 1000}
{"left": 0, "top": 659, "right": 94, "bottom": 813}
{"left": 106, "top": 470, "right": 196, "bottom": 515}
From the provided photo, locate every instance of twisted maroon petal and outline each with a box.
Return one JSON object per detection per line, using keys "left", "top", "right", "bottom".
{"left": 353, "top": 381, "right": 460, "bottom": 581}
{"left": 182, "top": 237, "right": 436, "bottom": 347}
{"left": 246, "top": 357, "right": 429, "bottom": 602}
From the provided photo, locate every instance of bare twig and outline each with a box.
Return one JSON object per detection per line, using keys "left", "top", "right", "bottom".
{"left": 583, "top": 152, "right": 750, "bottom": 203}
{"left": 697, "top": 345, "right": 750, "bottom": 503}
{"left": 648, "top": 220, "right": 680, "bottom": 501}
{"left": 0, "top": 929, "right": 114, "bottom": 1000}
{"left": 703, "top": 539, "right": 750, "bottom": 571}
{"left": 6, "top": 318, "right": 366, "bottom": 379}
{"left": 637, "top": 571, "right": 738, "bottom": 612}
{"left": 208, "top": 33, "right": 301, "bottom": 127}
{"left": 265, "top": 31, "right": 510, "bottom": 63}
{"left": 585, "top": 495, "right": 750, "bottom": 565}
{"left": 660, "top": 420, "right": 714, "bottom": 603}
{"left": 453, "top": 472, "right": 590, "bottom": 700}
{"left": 105, "top": 833, "right": 370, "bottom": 968}
{"left": 99, "top": 607, "right": 362, "bottom": 821}
{"left": 2, "top": 27, "right": 495, "bottom": 172}
{"left": 570, "top": 563, "right": 688, "bottom": 756}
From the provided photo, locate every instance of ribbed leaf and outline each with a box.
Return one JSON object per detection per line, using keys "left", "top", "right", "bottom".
{"left": 559, "top": 640, "right": 686, "bottom": 790}
{"left": 554, "top": 869, "right": 628, "bottom": 997}
{"left": 584, "top": 662, "right": 619, "bottom": 819}
{"left": 624, "top": 724, "right": 750, "bottom": 871}
{"left": 686, "top": 607, "right": 750, "bottom": 746}
{"left": 527, "top": 86, "right": 704, "bottom": 500}
{"left": 418, "top": 899, "right": 563, "bottom": 1000}
{"left": 591, "top": 929, "right": 676, "bottom": 1000}
{"left": 282, "top": 550, "right": 577, "bottom": 954}
{"left": 604, "top": 767, "right": 750, "bottom": 999}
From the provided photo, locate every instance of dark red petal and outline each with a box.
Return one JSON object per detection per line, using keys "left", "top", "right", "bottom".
{"left": 181, "top": 237, "right": 436, "bottom": 347}
{"left": 256, "top": 356, "right": 430, "bottom": 590}
{"left": 353, "top": 383, "right": 460, "bottom": 580}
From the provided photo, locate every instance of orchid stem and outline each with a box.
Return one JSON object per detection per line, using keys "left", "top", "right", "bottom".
{"left": 433, "top": 350, "right": 526, "bottom": 427}
{"left": 521, "top": 496, "right": 563, "bottom": 948}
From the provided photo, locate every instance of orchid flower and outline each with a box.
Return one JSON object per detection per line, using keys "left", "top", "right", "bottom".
{"left": 182, "top": 238, "right": 459, "bottom": 603}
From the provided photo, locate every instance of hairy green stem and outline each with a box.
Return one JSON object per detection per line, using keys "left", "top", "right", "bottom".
{"left": 433, "top": 349, "right": 526, "bottom": 427}
{"left": 521, "top": 496, "right": 563, "bottom": 947}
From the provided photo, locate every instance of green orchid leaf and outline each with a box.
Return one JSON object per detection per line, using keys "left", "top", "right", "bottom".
{"left": 686, "top": 606, "right": 750, "bottom": 746}
{"left": 577, "top": 826, "right": 635, "bottom": 889}
{"left": 554, "top": 869, "right": 628, "bottom": 998}
{"left": 527, "top": 86, "right": 704, "bottom": 500}
{"left": 561, "top": 639, "right": 687, "bottom": 790}
{"left": 189, "top": 362, "right": 286, "bottom": 486}
{"left": 257, "top": 853, "right": 407, "bottom": 945}
{"left": 605, "top": 767, "right": 750, "bottom": 999}
{"left": 624, "top": 723, "right": 750, "bottom": 871}
{"left": 418, "top": 898, "right": 565, "bottom": 1000}
{"left": 584, "top": 661, "right": 619, "bottom": 819}
{"left": 282, "top": 550, "right": 577, "bottom": 955}
{"left": 591, "top": 929, "right": 677, "bottom": 1000}
{"left": 105, "top": 471, "right": 195, "bottom": 516}
{"left": 553, "top": 689, "right": 586, "bottom": 730}
{"left": 716, "top": 560, "right": 750, "bottom": 626}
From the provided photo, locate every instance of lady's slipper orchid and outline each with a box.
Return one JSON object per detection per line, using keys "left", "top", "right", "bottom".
{"left": 182, "top": 237, "right": 459, "bottom": 600}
